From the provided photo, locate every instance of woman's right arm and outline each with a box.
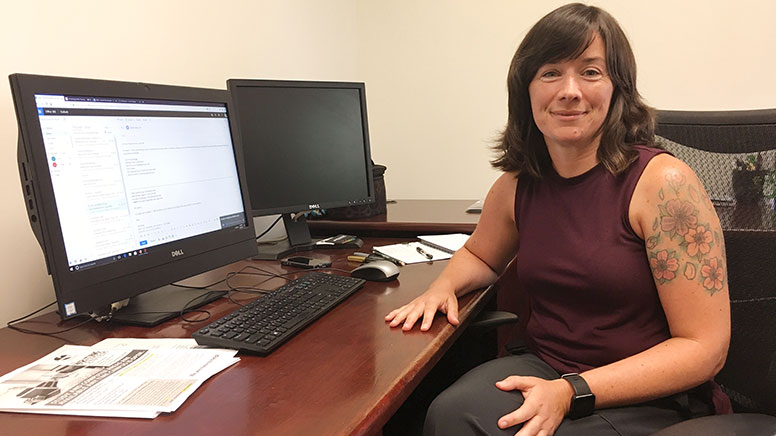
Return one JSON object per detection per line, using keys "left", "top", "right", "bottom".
{"left": 385, "top": 172, "right": 520, "bottom": 331}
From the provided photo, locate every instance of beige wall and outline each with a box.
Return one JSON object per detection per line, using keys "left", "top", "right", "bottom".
{"left": 2, "top": 0, "right": 774, "bottom": 325}
{"left": 359, "top": 0, "right": 776, "bottom": 201}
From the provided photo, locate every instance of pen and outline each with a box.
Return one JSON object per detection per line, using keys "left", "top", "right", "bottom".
{"left": 416, "top": 245, "right": 433, "bottom": 260}
{"left": 371, "top": 250, "right": 406, "bottom": 266}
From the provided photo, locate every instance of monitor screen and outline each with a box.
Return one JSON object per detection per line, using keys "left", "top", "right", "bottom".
{"left": 228, "top": 80, "right": 374, "bottom": 215}
{"left": 227, "top": 79, "right": 375, "bottom": 259}
{"left": 11, "top": 74, "right": 257, "bottom": 324}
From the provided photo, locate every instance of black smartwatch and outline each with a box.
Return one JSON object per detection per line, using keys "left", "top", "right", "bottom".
{"left": 561, "top": 373, "right": 595, "bottom": 419}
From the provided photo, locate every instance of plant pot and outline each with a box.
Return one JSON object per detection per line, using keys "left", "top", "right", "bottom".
{"left": 732, "top": 170, "right": 766, "bottom": 204}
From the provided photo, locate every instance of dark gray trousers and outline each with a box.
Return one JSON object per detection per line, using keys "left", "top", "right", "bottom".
{"left": 424, "top": 354, "right": 712, "bottom": 436}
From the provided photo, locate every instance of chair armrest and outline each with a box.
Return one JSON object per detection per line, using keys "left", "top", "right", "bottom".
{"left": 469, "top": 311, "right": 518, "bottom": 331}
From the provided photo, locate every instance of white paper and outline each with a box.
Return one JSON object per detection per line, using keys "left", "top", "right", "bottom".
{"left": 0, "top": 341, "right": 238, "bottom": 419}
{"left": 3, "top": 406, "right": 160, "bottom": 419}
{"left": 373, "top": 241, "right": 453, "bottom": 264}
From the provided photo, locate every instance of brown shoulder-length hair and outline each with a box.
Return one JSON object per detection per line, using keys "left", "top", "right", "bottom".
{"left": 492, "top": 3, "right": 658, "bottom": 178}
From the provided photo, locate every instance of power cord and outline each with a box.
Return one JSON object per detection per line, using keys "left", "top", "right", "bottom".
{"left": 254, "top": 210, "right": 327, "bottom": 246}
{"left": 95, "top": 265, "right": 299, "bottom": 323}
{"left": 99, "top": 290, "right": 225, "bottom": 324}
{"left": 7, "top": 301, "right": 56, "bottom": 324}
{"left": 7, "top": 301, "right": 96, "bottom": 338}
{"left": 219, "top": 266, "right": 351, "bottom": 307}
{"left": 255, "top": 215, "right": 283, "bottom": 241}
{"left": 222, "top": 265, "right": 294, "bottom": 306}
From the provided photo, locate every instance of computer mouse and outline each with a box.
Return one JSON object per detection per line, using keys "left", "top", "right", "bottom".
{"left": 350, "top": 260, "right": 400, "bottom": 282}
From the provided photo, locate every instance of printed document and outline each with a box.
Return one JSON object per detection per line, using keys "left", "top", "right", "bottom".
{"left": 0, "top": 340, "right": 238, "bottom": 418}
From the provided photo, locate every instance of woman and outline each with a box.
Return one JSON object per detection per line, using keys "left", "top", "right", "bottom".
{"left": 385, "top": 4, "right": 731, "bottom": 436}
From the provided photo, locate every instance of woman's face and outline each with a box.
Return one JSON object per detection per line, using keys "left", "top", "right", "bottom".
{"left": 528, "top": 34, "right": 613, "bottom": 151}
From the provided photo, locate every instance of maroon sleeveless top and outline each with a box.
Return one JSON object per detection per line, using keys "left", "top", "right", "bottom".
{"left": 514, "top": 145, "right": 732, "bottom": 414}
{"left": 515, "top": 145, "right": 670, "bottom": 373}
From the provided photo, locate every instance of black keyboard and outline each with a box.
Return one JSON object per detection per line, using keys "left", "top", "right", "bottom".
{"left": 192, "top": 272, "right": 366, "bottom": 355}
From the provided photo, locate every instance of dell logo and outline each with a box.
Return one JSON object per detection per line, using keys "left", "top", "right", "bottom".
{"left": 308, "top": 204, "right": 320, "bottom": 210}
{"left": 171, "top": 249, "right": 184, "bottom": 257}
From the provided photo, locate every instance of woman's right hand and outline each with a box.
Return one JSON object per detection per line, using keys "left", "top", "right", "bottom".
{"left": 385, "top": 286, "right": 459, "bottom": 332}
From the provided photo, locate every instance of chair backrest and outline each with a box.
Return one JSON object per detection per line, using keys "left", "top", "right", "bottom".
{"left": 656, "top": 109, "right": 776, "bottom": 415}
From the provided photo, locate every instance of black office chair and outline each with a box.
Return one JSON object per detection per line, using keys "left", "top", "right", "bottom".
{"left": 650, "top": 109, "right": 776, "bottom": 435}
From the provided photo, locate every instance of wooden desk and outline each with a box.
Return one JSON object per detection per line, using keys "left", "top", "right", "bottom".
{"left": 309, "top": 199, "right": 480, "bottom": 237}
{"left": 0, "top": 237, "right": 491, "bottom": 436}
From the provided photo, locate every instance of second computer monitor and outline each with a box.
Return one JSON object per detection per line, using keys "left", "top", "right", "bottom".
{"left": 227, "top": 79, "right": 375, "bottom": 259}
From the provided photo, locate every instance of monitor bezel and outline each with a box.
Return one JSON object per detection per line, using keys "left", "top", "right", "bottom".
{"left": 10, "top": 73, "right": 257, "bottom": 319}
{"left": 227, "top": 79, "right": 375, "bottom": 217}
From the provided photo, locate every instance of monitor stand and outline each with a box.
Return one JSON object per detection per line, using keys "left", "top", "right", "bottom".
{"left": 108, "top": 285, "right": 227, "bottom": 326}
{"left": 254, "top": 213, "right": 314, "bottom": 260}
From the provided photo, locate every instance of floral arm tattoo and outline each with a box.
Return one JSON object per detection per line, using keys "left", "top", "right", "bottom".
{"left": 646, "top": 172, "right": 727, "bottom": 295}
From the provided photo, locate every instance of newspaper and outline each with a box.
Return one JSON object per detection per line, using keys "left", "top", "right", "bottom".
{"left": 0, "top": 339, "right": 238, "bottom": 418}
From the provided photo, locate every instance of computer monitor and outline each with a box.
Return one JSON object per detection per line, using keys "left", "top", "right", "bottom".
{"left": 227, "top": 79, "right": 375, "bottom": 259}
{"left": 10, "top": 73, "right": 258, "bottom": 325}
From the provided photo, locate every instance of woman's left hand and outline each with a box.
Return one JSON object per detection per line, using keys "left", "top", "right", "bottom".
{"left": 495, "top": 376, "right": 574, "bottom": 436}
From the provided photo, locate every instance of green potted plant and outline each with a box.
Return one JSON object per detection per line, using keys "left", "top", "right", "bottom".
{"left": 732, "top": 153, "right": 767, "bottom": 204}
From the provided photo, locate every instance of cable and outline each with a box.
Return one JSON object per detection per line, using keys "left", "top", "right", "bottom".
{"left": 255, "top": 215, "right": 283, "bottom": 241}
{"left": 222, "top": 266, "right": 293, "bottom": 306}
{"left": 7, "top": 301, "right": 56, "bottom": 325}
{"left": 10, "top": 219, "right": 294, "bottom": 330}
{"left": 170, "top": 277, "right": 229, "bottom": 290}
{"left": 174, "top": 265, "right": 293, "bottom": 313}
{"left": 8, "top": 317, "right": 95, "bottom": 338}
{"left": 7, "top": 268, "right": 357, "bottom": 335}
{"left": 102, "top": 265, "right": 292, "bottom": 322}
{"left": 221, "top": 267, "right": 356, "bottom": 307}
{"left": 169, "top": 265, "right": 289, "bottom": 319}
{"left": 178, "top": 289, "right": 229, "bottom": 323}
{"left": 7, "top": 301, "right": 96, "bottom": 338}
{"left": 320, "top": 267, "right": 356, "bottom": 274}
